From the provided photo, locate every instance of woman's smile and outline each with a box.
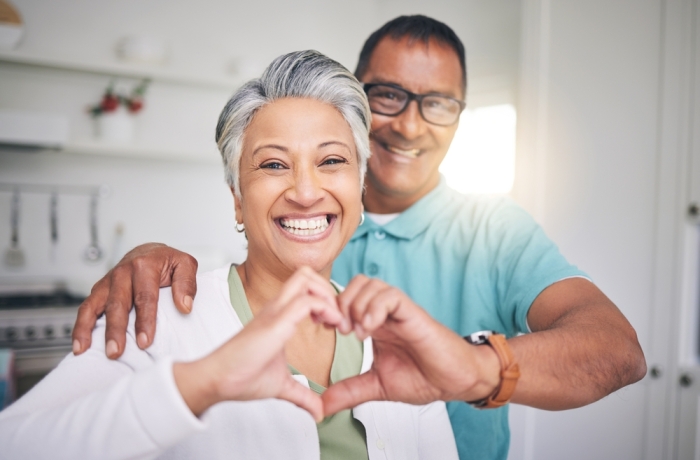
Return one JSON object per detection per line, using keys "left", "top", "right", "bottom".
{"left": 277, "top": 214, "right": 335, "bottom": 238}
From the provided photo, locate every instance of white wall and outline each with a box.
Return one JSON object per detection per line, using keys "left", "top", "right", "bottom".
{"left": 510, "top": 0, "right": 674, "bottom": 458}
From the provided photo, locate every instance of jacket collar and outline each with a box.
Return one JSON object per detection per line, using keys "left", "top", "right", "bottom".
{"left": 352, "top": 177, "right": 451, "bottom": 241}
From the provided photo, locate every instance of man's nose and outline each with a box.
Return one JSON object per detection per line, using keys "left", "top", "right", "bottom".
{"left": 390, "top": 100, "right": 428, "bottom": 140}
{"left": 285, "top": 165, "right": 325, "bottom": 207}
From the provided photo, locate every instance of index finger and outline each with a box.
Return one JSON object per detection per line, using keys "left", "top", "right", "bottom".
{"left": 72, "top": 277, "right": 111, "bottom": 355}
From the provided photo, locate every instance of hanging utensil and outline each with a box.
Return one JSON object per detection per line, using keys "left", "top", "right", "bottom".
{"left": 49, "top": 192, "right": 58, "bottom": 261}
{"left": 84, "top": 193, "right": 103, "bottom": 262}
{"left": 4, "top": 188, "right": 25, "bottom": 267}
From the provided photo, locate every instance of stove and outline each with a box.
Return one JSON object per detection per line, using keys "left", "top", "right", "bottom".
{"left": 0, "top": 284, "right": 85, "bottom": 401}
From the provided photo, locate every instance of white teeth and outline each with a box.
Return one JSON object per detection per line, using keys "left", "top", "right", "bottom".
{"left": 387, "top": 145, "right": 420, "bottom": 158}
{"left": 280, "top": 217, "right": 329, "bottom": 236}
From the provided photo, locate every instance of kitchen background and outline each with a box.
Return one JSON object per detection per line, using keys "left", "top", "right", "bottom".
{"left": 0, "top": 0, "right": 698, "bottom": 459}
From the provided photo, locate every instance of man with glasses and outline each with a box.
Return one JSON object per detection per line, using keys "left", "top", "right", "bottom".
{"left": 71, "top": 15, "right": 646, "bottom": 460}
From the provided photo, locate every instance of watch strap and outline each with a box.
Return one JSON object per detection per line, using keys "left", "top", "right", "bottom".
{"left": 468, "top": 333, "right": 520, "bottom": 409}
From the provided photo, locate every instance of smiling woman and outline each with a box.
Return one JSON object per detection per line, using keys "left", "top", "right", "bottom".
{"left": 0, "top": 50, "right": 458, "bottom": 460}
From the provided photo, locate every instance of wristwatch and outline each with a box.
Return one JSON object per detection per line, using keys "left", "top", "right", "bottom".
{"left": 464, "top": 331, "right": 520, "bottom": 409}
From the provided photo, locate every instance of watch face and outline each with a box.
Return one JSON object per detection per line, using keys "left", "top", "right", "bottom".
{"left": 466, "top": 330, "right": 496, "bottom": 345}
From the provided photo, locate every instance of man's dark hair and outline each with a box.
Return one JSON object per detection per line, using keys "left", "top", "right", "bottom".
{"left": 355, "top": 15, "right": 467, "bottom": 95}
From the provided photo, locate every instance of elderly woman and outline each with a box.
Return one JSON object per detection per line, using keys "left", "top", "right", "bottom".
{"left": 0, "top": 51, "right": 458, "bottom": 459}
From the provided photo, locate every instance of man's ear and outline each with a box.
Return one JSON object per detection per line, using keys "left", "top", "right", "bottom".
{"left": 232, "top": 187, "right": 243, "bottom": 224}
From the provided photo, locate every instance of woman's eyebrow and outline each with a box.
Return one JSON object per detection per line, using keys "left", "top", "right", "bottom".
{"left": 253, "top": 144, "right": 288, "bottom": 156}
{"left": 318, "top": 140, "right": 351, "bottom": 151}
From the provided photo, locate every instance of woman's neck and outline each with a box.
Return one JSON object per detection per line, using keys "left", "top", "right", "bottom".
{"left": 235, "top": 259, "right": 332, "bottom": 315}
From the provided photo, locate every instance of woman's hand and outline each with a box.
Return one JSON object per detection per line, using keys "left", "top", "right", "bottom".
{"left": 173, "top": 267, "right": 342, "bottom": 422}
{"left": 323, "top": 275, "right": 501, "bottom": 415}
{"left": 72, "top": 243, "right": 198, "bottom": 358}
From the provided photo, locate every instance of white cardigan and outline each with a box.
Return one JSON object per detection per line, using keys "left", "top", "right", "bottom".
{"left": 0, "top": 267, "right": 459, "bottom": 460}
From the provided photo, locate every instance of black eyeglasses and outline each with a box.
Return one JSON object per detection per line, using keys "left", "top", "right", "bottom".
{"left": 363, "top": 83, "right": 466, "bottom": 126}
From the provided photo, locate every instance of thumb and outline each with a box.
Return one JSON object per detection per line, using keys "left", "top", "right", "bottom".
{"left": 278, "top": 376, "right": 325, "bottom": 423}
{"left": 322, "top": 371, "right": 384, "bottom": 416}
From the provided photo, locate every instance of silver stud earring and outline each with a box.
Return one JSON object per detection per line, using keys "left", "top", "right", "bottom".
{"left": 359, "top": 213, "right": 365, "bottom": 226}
{"left": 235, "top": 222, "right": 245, "bottom": 233}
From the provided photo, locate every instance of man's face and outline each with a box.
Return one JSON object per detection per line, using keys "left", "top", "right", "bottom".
{"left": 359, "top": 35, "right": 464, "bottom": 211}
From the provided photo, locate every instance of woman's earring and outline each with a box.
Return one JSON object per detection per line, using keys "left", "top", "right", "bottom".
{"left": 359, "top": 213, "right": 365, "bottom": 226}
{"left": 235, "top": 222, "right": 245, "bottom": 233}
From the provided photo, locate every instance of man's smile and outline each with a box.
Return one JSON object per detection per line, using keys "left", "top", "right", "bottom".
{"left": 376, "top": 139, "right": 423, "bottom": 159}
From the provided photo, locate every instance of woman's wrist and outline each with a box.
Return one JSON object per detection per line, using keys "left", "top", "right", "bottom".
{"left": 173, "top": 359, "right": 221, "bottom": 416}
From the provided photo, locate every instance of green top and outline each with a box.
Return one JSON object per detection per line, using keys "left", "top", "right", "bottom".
{"left": 227, "top": 265, "right": 368, "bottom": 460}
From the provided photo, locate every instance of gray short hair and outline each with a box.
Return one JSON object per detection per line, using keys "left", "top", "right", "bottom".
{"left": 215, "top": 50, "right": 372, "bottom": 198}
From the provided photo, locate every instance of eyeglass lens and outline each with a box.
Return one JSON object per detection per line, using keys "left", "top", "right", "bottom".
{"left": 365, "top": 85, "right": 462, "bottom": 126}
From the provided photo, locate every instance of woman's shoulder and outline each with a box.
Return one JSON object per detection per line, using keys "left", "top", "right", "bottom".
{"left": 150, "top": 265, "right": 242, "bottom": 358}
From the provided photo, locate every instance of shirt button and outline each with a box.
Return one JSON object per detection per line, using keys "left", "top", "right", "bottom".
{"left": 368, "top": 263, "right": 379, "bottom": 275}
{"left": 376, "top": 439, "right": 385, "bottom": 450}
{"left": 374, "top": 230, "right": 386, "bottom": 240}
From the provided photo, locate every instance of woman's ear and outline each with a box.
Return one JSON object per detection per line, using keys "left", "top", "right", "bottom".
{"left": 232, "top": 187, "right": 243, "bottom": 225}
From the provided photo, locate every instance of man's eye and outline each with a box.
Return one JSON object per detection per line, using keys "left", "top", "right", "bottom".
{"left": 376, "top": 91, "right": 399, "bottom": 100}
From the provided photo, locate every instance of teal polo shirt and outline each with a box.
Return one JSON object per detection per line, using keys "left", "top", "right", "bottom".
{"left": 332, "top": 177, "right": 587, "bottom": 460}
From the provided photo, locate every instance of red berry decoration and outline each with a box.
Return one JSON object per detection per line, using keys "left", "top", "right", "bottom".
{"left": 101, "top": 94, "right": 120, "bottom": 112}
{"left": 128, "top": 98, "right": 144, "bottom": 113}
{"left": 89, "top": 79, "right": 149, "bottom": 118}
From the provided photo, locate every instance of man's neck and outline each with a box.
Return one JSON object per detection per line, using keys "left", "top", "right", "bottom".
{"left": 362, "top": 176, "right": 440, "bottom": 214}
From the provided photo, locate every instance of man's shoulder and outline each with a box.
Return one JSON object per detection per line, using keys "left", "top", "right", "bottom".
{"left": 435, "top": 188, "right": 535, "bottom": 231}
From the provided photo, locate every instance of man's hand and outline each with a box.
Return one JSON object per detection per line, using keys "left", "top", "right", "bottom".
{"left": 174, "top": 266, "right": 343, "bottom": 421}
{"left": 323, "top": 275, "right": 501, "bottom": 416}
{"left": 72, "top": 243, "right": 198, "bottom": 359}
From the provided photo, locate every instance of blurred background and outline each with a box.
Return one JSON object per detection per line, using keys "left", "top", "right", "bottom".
{"left": 0, "top": 0, "right": 697, "bottom": 458}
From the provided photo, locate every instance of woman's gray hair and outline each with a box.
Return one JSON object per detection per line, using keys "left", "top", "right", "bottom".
{"left": 215, "top": 50, "right": 372, "bottom": 198}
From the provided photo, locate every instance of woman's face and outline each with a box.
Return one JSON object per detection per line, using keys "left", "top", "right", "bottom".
{"left": 235, "top": 97, "right": 363, "bottom": 278}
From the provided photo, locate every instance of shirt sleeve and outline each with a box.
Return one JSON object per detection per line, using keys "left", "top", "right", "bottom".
{"left": 0, "top": 317, "right": 205, "bottom": 460}
{"left": 488, "top": 199, "right": 589, "bottom": 335}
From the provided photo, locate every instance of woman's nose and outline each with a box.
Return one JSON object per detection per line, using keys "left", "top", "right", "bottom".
{"left": 391, "top": 100, "right": 428, "bottom": 141}
{"left": 285, "top": 166, "right": 325, "bottom": 207}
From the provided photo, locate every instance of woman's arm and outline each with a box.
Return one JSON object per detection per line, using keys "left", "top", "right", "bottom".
{"left": 0, "top": 327, "right": 204, "bottom": 460}
{"left": 0, "top": 266, "right": 342, "bottom": 459}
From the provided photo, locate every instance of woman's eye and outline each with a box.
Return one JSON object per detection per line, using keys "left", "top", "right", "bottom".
{"left": 261, "top": 161, "right": 286, "bottom": 169}
{"left": 322, "top": 157, "right": 347, "bottom": 166}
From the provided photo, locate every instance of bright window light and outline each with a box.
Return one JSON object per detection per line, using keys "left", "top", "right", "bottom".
{"left": 439, "top": 104, "right": 516, "bottom": 194}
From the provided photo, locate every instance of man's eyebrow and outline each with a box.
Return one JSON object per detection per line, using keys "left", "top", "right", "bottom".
{"left": 253, "top": 144, "right": 288, "bottom": 156}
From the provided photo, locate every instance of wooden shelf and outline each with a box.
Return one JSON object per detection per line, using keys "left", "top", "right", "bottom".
{"left": 0, "top": 49, "right": 241, "bottom": 90}
{"left": 62, "top": 140, "right": 221, "bottom": 163}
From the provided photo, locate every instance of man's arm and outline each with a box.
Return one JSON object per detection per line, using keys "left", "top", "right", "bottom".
{"left": 509, "top": 277, "right": 647, "bottom": 409}
{"left": 72, "top": 243, "right": 199, "bottom": 358}
{"left": 323, "top": 275, "right": 646, "bottom": 415}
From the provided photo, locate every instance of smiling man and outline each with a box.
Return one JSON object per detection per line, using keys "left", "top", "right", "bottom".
{"left": 72, "top": 15, "right": 646, "bottom": 460}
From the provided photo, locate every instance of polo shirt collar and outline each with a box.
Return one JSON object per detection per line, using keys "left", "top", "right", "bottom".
{"left": 352, "top": 176, "right": 451, "bottom": 241}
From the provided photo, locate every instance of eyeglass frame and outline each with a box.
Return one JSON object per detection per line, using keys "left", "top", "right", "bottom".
{"left": 362, "top": 83, "right": 467, "bottom": 126}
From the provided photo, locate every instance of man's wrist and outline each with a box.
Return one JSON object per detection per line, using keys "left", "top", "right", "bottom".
{"left": 464, "top": 342, "right": 501, "bottom": 401}
{"left": 464, "top": 333, "right": 521, "bottom": 408}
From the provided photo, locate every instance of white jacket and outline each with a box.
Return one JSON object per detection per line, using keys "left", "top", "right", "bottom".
{"left": 0, "top": 267, "right": 458, "bottom": 460}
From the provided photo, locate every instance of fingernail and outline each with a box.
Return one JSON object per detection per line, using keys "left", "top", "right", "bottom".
{"left": 137, "top": 332, "right": 149, "bottom": 349}
{"left": 72, "top": 339, "right": 81, "bottom": 355}
{"left": 363, "top": 313, "right": 372, "bottom": 328}
{"left": 183, "top": 295, "right": 193, "bottom": 312}
{"left": 355, "top": 323, "right": 365, "bottom": 337}
{"left": 340, "top": 319, "right": 350, "bottom": 333}
{"left": 106, "top": 340, "right": 119, "bottom": 358}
